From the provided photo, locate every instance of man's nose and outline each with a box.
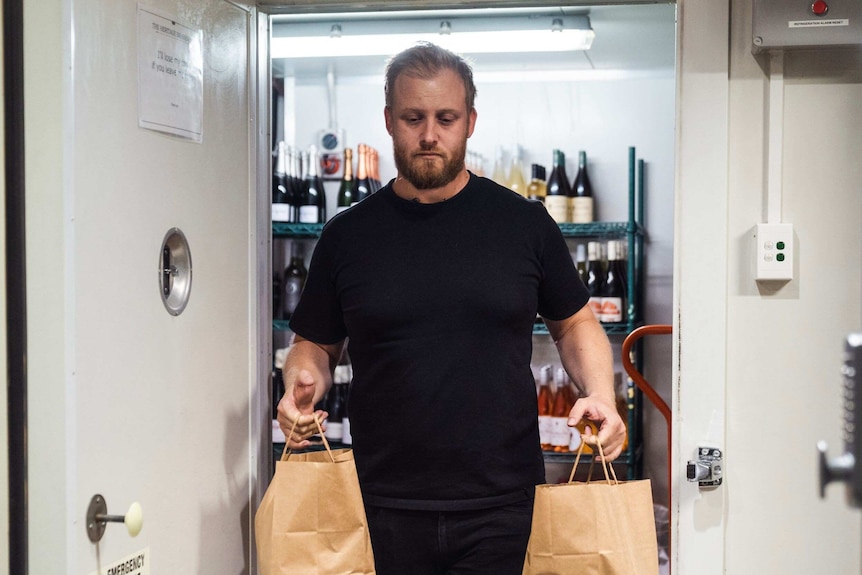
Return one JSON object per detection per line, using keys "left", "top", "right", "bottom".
{"left": 419, "top": 121, "right": 437, "bottom": 145}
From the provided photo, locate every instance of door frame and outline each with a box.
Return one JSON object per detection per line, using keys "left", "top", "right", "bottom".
{"left": 3, "top": 0, "right": 27, "bottom": 571}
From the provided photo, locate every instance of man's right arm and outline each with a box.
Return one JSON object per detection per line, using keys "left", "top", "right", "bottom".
{"left": 277, "top": 334, "right": 345, "bottom": 449}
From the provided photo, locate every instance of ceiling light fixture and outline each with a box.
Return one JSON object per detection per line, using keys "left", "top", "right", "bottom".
{"left": 271, "top": 16, "right": 595, "bottom": 59}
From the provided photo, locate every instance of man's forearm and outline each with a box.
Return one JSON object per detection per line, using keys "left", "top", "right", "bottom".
{"left": 282, "top": 336, "right": 343, "bottom": 405}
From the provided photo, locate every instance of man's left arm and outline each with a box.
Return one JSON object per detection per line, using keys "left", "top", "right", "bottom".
{"left": 544, "top": 304, "right": 627, "bottom": 461}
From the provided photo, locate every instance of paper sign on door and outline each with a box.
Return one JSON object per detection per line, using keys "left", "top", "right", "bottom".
{"left": 88, "top": 547, "right": 150, "bottom": 575}
{"left": 137, "top": 4, "right": 204, "bottom": 142}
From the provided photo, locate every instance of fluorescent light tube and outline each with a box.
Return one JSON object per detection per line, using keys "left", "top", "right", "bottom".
{"left": 272, "top": 25, "right": 594, "bottom": 59}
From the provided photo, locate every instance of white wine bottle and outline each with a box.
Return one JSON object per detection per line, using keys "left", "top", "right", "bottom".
{"left": 507, "top": 146, "right": 527, "bottom": 197}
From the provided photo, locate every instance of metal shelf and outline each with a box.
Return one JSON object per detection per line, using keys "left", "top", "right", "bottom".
{"left": 272, "top": 221, "right": 642, "bottom": 240}
{"left": 272, "top": 222, "right": 323, "bottom": 238}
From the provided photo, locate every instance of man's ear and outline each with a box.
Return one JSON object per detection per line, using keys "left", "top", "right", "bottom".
{"left": 384, "top": 106, "right": 393, "bottom": 135}
{"left": 467, "top": 107, "right": 477, "bottom": 138}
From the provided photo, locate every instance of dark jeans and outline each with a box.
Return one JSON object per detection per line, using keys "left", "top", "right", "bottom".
{"left": 365, "top": 497, "right": 534, "bottom": 575}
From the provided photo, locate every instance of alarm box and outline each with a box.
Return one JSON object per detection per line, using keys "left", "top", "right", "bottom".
{"left": 753, "top": 0, "right": 862, "bottom": 52}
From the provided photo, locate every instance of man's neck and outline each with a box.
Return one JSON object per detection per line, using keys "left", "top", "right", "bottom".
{"left": 391, "top": 170, "right": 470, "bottom": 204}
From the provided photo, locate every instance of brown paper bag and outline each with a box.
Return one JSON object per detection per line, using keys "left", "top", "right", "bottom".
{"left": 255, "top": 418, "right": 376, "bottom": 575}
{"left": 523, "top": 440, "right": 658, "bottom": 575}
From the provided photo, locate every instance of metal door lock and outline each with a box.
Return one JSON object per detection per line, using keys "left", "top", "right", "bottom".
{"left": 687, "top": 447, "right": 723, "bottom": 487}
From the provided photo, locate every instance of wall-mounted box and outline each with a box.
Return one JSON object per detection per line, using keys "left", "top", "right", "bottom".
{"left": 753, "top": 0, "right": 862, "bottom": 52}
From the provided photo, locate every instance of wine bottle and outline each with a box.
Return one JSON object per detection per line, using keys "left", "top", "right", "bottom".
{"left": 507, "top": 146, "right": 527, "bottom": 197}
{"left": 272, "top": 141, "right": 291, "bottom": 222}
{"left": 550, "top": 367, "right": 574, "bottom": 452}
{"left": 324, "top": 379, "right": 344, "bottom": 442}
{"left": 600, "top": 240, "right": 626, "bottom": 323}
{"left": 575, "top": 243, "right": 588, "bottom": 287}
{"left": 571, "top": 150, "right": 594, "bottom": 223}
{"left": 336, "top": 147, "right": 356, "bottom": 215}
{"left": 567, "top": 382, "right": 594, "bottom": 455}
{"left": 339, "top": 363, "right": 353, "bottom": 446}
{"left": 537, "top": 365, "right": 554, "bottom": 451}
{"left": 586, "top": 241, "right": 605, "bottom": 320}
{"left": 368, "top": 146, "right": 381, "bottom": 192}
{"left": 282, "top": 243, "right": 307, "bottom": 320}
{"left": 491, "top": 146, "right": 507, "bottom": 187}
{"left": 614, "top": 372, "right": 629, "bottom": 451}
{"left": 526, "top": 164, "right": 547, "bottom": 203}
{"left": 545, "top": 149, "right": 571, "bottom": 223}
{"left": 299, "top": 146, "right": 326, "bottom": 224}
{"left": 286, "top": 145, "right": 302, "bottom": 223}
{"left": 354, "top": 144, "right": 372, "bottom": 205}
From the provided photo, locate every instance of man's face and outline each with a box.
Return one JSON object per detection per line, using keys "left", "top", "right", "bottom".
{"left": 385, "top": 68, "right": 477, "bottom": 190}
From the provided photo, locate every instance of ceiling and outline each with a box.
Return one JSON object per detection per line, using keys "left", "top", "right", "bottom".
{"left": 269, "top": 3, "right": 678, "bottom": 80}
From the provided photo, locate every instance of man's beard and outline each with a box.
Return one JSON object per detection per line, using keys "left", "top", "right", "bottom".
{"left": 392, "top": 138, "right": 467, "bottom": 190}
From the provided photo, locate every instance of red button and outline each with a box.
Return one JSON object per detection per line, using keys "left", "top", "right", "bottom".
{"left": 812, "top": 0, "right": 829, "bottom": 16}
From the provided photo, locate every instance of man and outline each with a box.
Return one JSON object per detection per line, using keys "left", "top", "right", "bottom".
{"left": 278, "top": 42, "right": 626, "bottom": 575}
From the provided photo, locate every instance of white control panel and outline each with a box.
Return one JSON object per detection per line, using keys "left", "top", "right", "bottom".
{"left": 755, "top": 223, "right": 794, "bottom": 281}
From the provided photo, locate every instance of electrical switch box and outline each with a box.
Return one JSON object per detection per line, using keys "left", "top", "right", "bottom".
{"left": 755, "top": 223, "right": 794, "bottom": 281}
{"left": 753, "top": 0, "right": 862, "bottom": 52}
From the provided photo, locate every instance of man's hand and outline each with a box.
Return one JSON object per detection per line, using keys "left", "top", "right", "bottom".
{"left": 277, "top": 368, "right": 328, "bottom": 449}
{"left": 568, "top": 395, "right": 627, "bottom": 461}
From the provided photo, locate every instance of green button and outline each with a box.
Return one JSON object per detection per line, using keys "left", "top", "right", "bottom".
{"left": 776, "top": 241, "right": 785, "bottom": 250}
{"left": 777, "top": 253, "right": 785, "bottom": 262}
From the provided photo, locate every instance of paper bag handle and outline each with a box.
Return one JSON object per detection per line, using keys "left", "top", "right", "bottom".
{"left": 567, "top": 429, "right": 619, "bottom": 486}
{"left": 281, "top": 414, "right": 335, "bottom": 463}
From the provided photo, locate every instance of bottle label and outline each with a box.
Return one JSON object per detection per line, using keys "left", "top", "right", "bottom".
{"left": 271, "top": 203, "right": 291, "bottom": 222}
{"left": 568, "top": 428, "right": 582, "bottom": 452}
{"left": 324, "top": 422, "right": 343, "bottom": 441}
{"left": 538, "top": 415, "right": 553, "bottom": 446}
{"left": 600, "top": 297, "right": 624, "bottom": 323}
{"left": 571, "top": 197, "right": 593, "bottom": 223}
{"left": 549, "top": 416, "right": 571, "bottom": 449}
{"left": 342, "top": 416, "right": 352, "bottom": 445}
{"left": 336, "top": 205, "right": 351, "bottom": 215}
{"left": 545, "top": 196, "right": 569, "bottom": 223}
{"left": 588, "top": 296, "right": 603, "bottom": 319}
{"left": 298, "top": 205, "right": 318, "bottom": 223}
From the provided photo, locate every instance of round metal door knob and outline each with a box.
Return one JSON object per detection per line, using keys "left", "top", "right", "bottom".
{"left": 86, "top": 494, "right": 144, "bottom": 543}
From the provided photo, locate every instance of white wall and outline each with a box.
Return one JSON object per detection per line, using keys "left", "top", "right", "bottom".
{"left": 675, "top": 0, "right": 862, "bottom": 572}
{"left": 724, "top": 2, "right": 862, "bottom": 572}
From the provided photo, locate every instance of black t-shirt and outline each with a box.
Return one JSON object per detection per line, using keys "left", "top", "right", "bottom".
{"left": 289, "top": 173, "right": 589, "bottom": 510}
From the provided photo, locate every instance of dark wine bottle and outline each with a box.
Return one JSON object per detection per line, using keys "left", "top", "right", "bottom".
{"left": 354, "top": 143, "right": 372, "bottom": 205}
{"left": 336, "top": 362, "right": 353, "bottom": 445}
{"left": 545, "top": 149, "right": 571, "bottom": 223}
{"left": 324, "top": 381, "right": 344, "bottom": 442}
{"left": 526, "top": 164, "right": 547, "bottom": 203}
{"left": 282, "top": 243, "right": 307, "bottom": 320}
{"left": 272, "top": 141, "right": 290, "bottom": 222}
{"left": 571, "top": 150, "right": 594, "bottom": 223}
{"left": 586, "top": 241, "right": 605, "bottom": 320}
{"left": 298, "top": 146, "right": 326, "bottom": 224}
{"left": 336, "top": 147, "right": 356, "bottom": 215}
{"left": 600, "top": 240, "right": 626, "bottom": 323}
{"left": 285, "top": 146, "right": 302, "bottom": 223}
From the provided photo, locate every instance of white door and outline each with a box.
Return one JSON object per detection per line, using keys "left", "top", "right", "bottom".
{"left": 24, "top": 0, "right": 265, "bottom": 572}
